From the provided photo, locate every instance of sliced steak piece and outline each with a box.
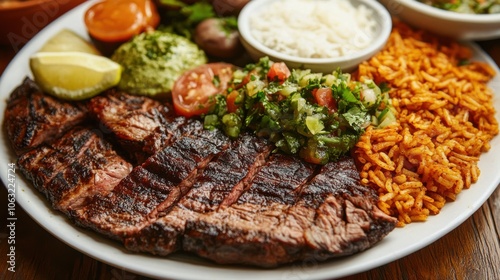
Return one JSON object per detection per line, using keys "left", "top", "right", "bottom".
{"left": 17, "top": 127, "right": 132, "bottom": 214}
{"left": 4, "top": 78, "right": 88, "bottom": 155}
{"left": 72, "top": 129, "right": 230, "bottom": 241}
{"left": 183, "top": 157, "right": 397, "bottom": 267}
{"left": 182, "top": 154, "right": 317, "bottom": 266}
{"left": 88, "top": 90, "right": 208, "bottom": 164}
{"left": 290, "top": 158, "right": 397, "bottom": 262}
{"left": 141, "top": 117, "right": 200, "bottom": 157}
{"left": 295, "top": 159, "right": 398, "bottom": 261}
{"left": 88, "top": 90, "right": 174, "bottom": 163}
{"left": 123, "top": 133, "right": 273, "bottom": 255}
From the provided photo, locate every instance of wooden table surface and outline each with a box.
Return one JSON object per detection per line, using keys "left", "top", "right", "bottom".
{"left": 1, "top": 24, "right": 499, "bottom": 280}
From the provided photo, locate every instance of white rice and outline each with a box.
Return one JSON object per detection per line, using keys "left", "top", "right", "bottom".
{"left": 250, "top": 0, "right": 378, "bottom": 59}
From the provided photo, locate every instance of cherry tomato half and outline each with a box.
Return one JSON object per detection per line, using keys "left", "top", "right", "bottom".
{"left": 84, "top": 0, "right": 160, "bottom": 43}
{"left": 172, "top": 63, "right": 235, "bottom": 117}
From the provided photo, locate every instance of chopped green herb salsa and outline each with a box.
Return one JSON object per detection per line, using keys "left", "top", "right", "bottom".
{"left": 203, "top": 57, "right": 396, "bottom": 164}
{"left": 419, "top": 0, "right": 500, "bottom": 14}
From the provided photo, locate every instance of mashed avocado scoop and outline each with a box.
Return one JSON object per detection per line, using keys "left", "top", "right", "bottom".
{"left": 111, "top": 30, "right": 207, "bottom": 97}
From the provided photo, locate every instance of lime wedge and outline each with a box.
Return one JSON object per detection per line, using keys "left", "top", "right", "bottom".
{"left": 38, "top": 29, "right": 100, "bottom": 55}
{"left": 30, "top": 52, "right": 122, "bottom": 100}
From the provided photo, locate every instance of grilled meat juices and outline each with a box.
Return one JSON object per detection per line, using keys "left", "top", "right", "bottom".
{"left": 4, "top": 78, "right": 397, "bottom": 267}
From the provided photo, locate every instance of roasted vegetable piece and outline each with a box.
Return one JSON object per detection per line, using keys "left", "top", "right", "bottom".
{"left": 194, "top": 17, "right": 243, "bottom": 58}
{"left": 211, "top": 0, "right": 250, "bottom": 15}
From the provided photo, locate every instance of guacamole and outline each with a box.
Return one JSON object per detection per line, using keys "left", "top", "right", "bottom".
{"left": 111, "top": 31, "right": 207, "bottom": 97}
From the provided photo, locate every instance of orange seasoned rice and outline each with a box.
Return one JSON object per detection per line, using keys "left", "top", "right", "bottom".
{"left": 353, "top": 20, "right": 499, "bottom": 227}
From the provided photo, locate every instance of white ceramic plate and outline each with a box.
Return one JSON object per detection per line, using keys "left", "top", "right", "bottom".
{"left": 1, "top": 1, "right": 499, "bottom": 279}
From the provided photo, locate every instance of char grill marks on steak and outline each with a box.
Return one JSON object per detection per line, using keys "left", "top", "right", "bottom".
{"left": 4, "top": 78, "right": 88, "bottom": 155}
{"left": 17, "top": 126, "right": 133, "bottom": 214}
{"left": 123, "top": 133, "right": 273, "bottom": 255}
{"left": 71, "top": 128, "right": 231, "bottom": 241}
{"left": 295, "top": 158, "right": 397, "bottom": 260}
{"left": 182, "top": 154, "right": 317, "bottom": 267}
{"left": 88, "top": 90, "right": 204, "bottom": 164}
{"left": 5, "top": 82, "right": 398, "bottom": 267}
{"left": 182, "top": 157, "right": 397, "bottom": 267}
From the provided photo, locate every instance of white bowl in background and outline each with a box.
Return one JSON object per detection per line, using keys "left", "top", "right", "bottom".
{"left": 238, "top": 0, "right": 392, "bottom": 73}
{"left": 379, "top": 0, "right": 500, "bottom": 40}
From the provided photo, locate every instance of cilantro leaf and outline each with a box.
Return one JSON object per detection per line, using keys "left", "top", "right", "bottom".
{"left": 182, "top": 2, "right": 216, "bottom": 24}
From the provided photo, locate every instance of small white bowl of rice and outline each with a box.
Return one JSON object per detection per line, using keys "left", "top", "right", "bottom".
{"left": 379, "top": 0, "right": 500, "bottom": 40}
{"left": 237, "top": 0, "right": 392, "bottom": 73}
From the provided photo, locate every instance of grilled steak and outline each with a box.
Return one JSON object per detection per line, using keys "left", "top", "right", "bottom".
{"left": 17, "top": 126, "right": 132, "bottom": 214}
{"left": 71, "top": 128, "right": 231, "bottom": 240}
{"left": 182, "top": 154, "right": 317, "bottom": 266}
{"left": 296, "top": 158, "right": 397, "bottom": 260}
{"left": 5, "top": 85, "right": 397, "bottom": 268}
{"left": 123, "top": 133, "right": 272, "bottom": 255}
{"left": 88, "top": 90, "right": 175, "bottom": 163}
{"left": 4, "top": 78, "right": 88, "bottom": 155}
{"left": 88, "top": 90, "right": 211, "bottom": 164}
{"left": 182, "top": 157, "right": 397, "bottom": 267}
